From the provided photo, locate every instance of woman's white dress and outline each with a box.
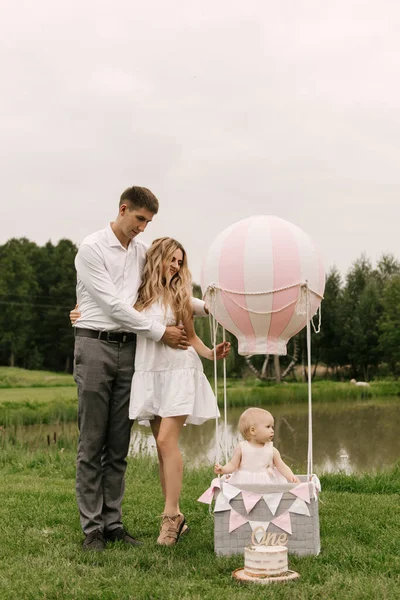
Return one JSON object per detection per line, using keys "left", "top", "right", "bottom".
{"left": 129, "top": 301, "right": 219, "bottom": 425}
{"left": 227, "top": 440, "right": 288, "bottom": 486}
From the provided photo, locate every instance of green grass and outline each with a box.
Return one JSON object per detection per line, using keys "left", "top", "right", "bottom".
{"left": 320, "top": 465, "right": 400, "bottom": 495}
{"left": 3, "top": 367, "right": 400, "bottom": 400}
{"left": 0, "top": 387, "right": 78, "bottom": 426}
{"left": 1, "top": 367, "right": 400, "bottom": 427}
{"left": 0, "top": 445, "right": 398, "bottom": 600}
{"left": 0, "top": 366, "right": 75, "bottom": 388}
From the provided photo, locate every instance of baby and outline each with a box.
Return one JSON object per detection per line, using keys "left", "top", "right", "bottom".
{"left": 214, "top": 407, "right": 300, "bottom": 485}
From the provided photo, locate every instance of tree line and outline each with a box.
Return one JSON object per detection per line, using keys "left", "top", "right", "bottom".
{"left": 1, "top": 237, "right": 399, "bottom": 380}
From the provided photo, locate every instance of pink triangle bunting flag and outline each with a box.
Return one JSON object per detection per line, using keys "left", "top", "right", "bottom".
{"left": 210, "top": 477, "right": 221, "bottom": 491}
{"left": 289, "top": 482, "right": 311, "bottom": 504}
{"left": 197, "top": 478, "right": 221, "bottom": 504}
{"left": 242, "top": 491, "right": 262, "bottom": 514}
{"left": 271, "top": 511, "right": 292, "bottom": 535}
{"left": 197, "top": 486, "right": 214, "bottom": 504}
{"left": 229, "top": 508, "right": 249, "bottom": 533}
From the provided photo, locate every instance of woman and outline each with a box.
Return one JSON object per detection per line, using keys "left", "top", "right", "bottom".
{"left": 130, "top": 237, "right": 229, "bottom": 545}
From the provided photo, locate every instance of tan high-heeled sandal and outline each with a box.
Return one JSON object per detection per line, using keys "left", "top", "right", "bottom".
{"left": 157, "top": 513, "right": 186, "bottom": 546}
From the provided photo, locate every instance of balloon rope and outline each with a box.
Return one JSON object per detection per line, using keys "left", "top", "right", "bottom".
{"left": 306, "top": 283, "right": 313, "bottom": 478}
{"left": 204, "top": 285, "right": 323, "bottom": 316}
{"left": 205, "top": 281, "right": 324, "bottom": 299}
{"left": 311, "top": 304, "right": 322, "bottom": 334}
{"left": 222, "top": 328, "right": 228, "bottom": 463}
{"left": 209, "top": 294, "right": 220, "bottom": 469}
{"left": 217, "top": 296, "right": 301, "bottom": 315}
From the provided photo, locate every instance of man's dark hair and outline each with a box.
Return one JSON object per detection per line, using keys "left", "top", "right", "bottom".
{"left": 119, "top": 186, "right": 159, "bottom": 214}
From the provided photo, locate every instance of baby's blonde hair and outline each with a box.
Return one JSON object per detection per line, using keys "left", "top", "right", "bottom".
{"left": 239, "top": 407, "right": 273, "bottom": 440}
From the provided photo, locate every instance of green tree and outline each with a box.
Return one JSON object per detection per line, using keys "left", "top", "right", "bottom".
{"left": 378, "top": 275, "right": 400, "bottom": 374}
{"left": 340, "top": 255, "right": 386, "bottom": 379}
{"left": 352, "top": 280, "right": 382, "bottom": 380}
{"left": 0, "top": 239, "right": 39, "bottom": 366}
{"left": 31, "top": 240, "right": 77, "bottom": 372}
{"left": 340, "top": 256, "right": 372, "bottom": 377}
{"left": 375, "top": 253, "right": 400, "bottom": 284}
{"left": 314, "top": 267, "right": 343, "bottom": 375}
{"left": 0, "top": 238, "right": 77, "bottom": 371}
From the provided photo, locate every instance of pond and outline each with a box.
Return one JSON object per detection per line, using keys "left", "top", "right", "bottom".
{"left": 10, "top": 398, "right": 399, "bottom": 474}
{"left": 129, "top": 399, "right": 400, "bottom": 474}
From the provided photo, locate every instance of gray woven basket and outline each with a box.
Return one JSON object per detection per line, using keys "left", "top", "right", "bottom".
{"left": 214, "top": 475, "right": 320, "bottom": 556}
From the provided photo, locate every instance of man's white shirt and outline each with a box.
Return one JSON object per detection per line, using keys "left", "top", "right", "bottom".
{"left": 74, "top": 224, "right": 206, "bottom": 340}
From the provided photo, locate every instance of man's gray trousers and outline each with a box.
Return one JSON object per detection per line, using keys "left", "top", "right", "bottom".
{"left": 74, "top": 334, "right": 136, "bottom": 535}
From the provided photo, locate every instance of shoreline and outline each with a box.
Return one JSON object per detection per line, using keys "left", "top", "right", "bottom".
{"left": 1, "top": 378, "right": 399, "bottom": 428}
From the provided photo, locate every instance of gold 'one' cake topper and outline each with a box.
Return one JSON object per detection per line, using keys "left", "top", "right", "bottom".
{"left": 251, "top": 526, "right": 288, "bottom": 547}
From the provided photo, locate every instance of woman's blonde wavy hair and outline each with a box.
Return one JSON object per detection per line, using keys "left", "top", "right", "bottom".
{"left": 135, "top": 237, "right": 193, "bottom": 324}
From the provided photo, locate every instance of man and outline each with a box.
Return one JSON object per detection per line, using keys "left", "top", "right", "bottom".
{"left": 73, "top": 186, "right": 207, "bottom": 551}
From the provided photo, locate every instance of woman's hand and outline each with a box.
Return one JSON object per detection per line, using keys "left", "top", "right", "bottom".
{"left": 70, "top": 304, "right": 81, "bottom": 325}
{"left": 212, "top": 341, "right": 231, "bottom": 360}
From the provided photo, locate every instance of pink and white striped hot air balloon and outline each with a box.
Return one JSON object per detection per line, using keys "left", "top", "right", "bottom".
{"left": 201, "top": 216, "right": 325, "bottom": 356}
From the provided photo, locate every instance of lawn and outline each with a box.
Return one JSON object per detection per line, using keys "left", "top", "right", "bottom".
{"left": 0, "top": 444, "right": 398, "bottom": 600}
{"left": 0, "top": 386, "right": 78, "bottom": 426}
{"left": 0, "top": 367, "right": 75, "bottom": 388}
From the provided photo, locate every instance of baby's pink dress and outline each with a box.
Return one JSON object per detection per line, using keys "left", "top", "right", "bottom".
{"left": 227, "top": 440, "right": 288, "bottom": 486}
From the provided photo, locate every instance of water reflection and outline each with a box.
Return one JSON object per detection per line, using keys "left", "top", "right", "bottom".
{"left": 129, "top": 400, "right": 400, "bottom": 474}
{"left": 6, "top": 400, "right": 399, "bottom": 474}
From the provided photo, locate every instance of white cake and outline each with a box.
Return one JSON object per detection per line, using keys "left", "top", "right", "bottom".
{"left": 244, "top": 545, "right": 288, "bottom": 578}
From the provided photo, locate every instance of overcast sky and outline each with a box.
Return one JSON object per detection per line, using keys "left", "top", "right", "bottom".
{"left": 1, "top": 1, "right": 399, "bottom": 284}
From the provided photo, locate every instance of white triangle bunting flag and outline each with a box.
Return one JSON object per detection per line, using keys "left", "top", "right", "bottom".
{"left": 288, "top": 496, "right": 310, "bottom": 516}
{"left": 222, "top": 482, "right": 242, "bottom": 502}
{"left": 310, "top": 474, "right": 321, "bottom": 496}
{"left": 263, "top": 493, "right": 283, "bottom": 516}
{"left": 249, "top": 521, "right": 270, "bottom": 543}
{"left": 214, "top": 491, "right": 231, "bottom": 513}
